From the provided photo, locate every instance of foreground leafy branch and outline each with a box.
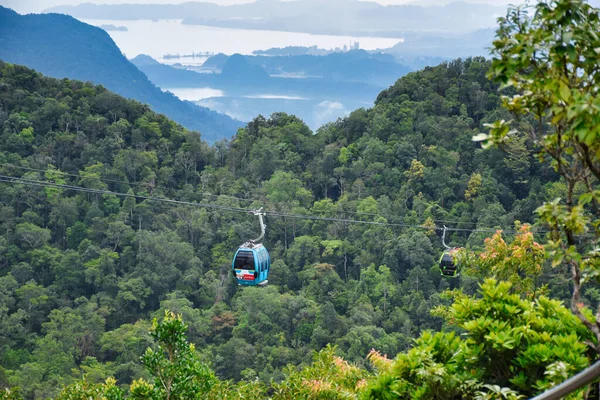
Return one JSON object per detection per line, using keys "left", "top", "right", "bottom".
{"left": 363, "top": 279, "right": 593, "bottom": 399}
{"left": 478, "top": 0, "right": 600, "bottom": 353}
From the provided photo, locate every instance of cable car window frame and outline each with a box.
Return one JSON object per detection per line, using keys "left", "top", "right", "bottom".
{"left": 257, "top": 250, "right": 263, "bottom": 272}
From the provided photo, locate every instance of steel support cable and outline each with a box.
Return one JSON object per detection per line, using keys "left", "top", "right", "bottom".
{"left": 0, "top": 175, "right": 251, "bottom": 214}
{"left": 0, "top": 163, "right": 503, "bottom": 228}
{"left": 1, "top": 175, "right": 438, "bottom": 230}
{"left": 0, "top": 174, "right": 570, "bottom": 236}
{"left": 263, "top": 209, "right": 530, "bottom": 235}
{"left": 0, "top": 175, "right": 486, "bottom": 232}
{"left": 0, "top": 162, "right": 264, "bottom": 205}
{"left": 0, "top": 163, "right": 388, "bottom": 219}
{"left": 0, "top": 163, "right": 408, "bottom": 221}
{"left": 530, "top": 361, "right": 600, "bottom": 400}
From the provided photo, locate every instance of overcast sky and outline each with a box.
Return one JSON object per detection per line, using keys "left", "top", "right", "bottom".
{"left": 1, "top": 0, "right": 517, "bottom": 14}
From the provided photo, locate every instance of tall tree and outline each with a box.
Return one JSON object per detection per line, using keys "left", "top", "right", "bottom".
{"left": 478, "top": 0, "right": 600, "bottom": 353}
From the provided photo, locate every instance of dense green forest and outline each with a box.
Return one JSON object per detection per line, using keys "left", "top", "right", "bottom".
{"left": 2, "top": 0, "right": 600, "bottom": 398}
{"left": 0, "top": 57, "right": 569, "bottom": 398}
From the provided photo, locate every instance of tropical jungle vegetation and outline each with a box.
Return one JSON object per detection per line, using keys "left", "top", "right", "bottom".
{"left": 1, "top": 0, "right": 600, "bottom": 398}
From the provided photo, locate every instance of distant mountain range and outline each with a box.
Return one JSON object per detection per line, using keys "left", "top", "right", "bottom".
{"left": 0, "top": 6, "right": 243, "bottom": 142}
{"left": 130, "top": 53, "right": 408, "bottom": 103}
{"left": 46, "top": 0, "right": 505, "bottom": 36}
{"left": 130, "top": 53, "right": 394, "bottom": 130}
{"left": 383, "top": 29, "right": 495, "bottom": 59}
{"left": 196, "top": 50, "right": 412, "bottom": 87}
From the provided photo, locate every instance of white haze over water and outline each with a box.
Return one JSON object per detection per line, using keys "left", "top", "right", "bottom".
{"left": 163, "top": 87, "right": 225, "bottom": 101}
{"left": 81, "top": 19, "right": 401, "bottom": 58}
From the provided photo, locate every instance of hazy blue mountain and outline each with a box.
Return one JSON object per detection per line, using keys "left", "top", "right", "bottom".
{"left": 245, "top": 50, "right": 411, "bottom": 87}
{"left": 99, "top": 24, "right": 128, "bottom": 32}
{"left": 130, "top": 54, "right": 402, "bottom": 103}
{"left": 251, "top": 46, "right": 447, "bottom": 71}
{"left": 130, "top": 53, "right": 398, "bottom": 129}
{"left": 221, "top": 54, "right": 271, "bottom": 83}
{"left": 0, "top": 6, "right": 243, "bottom": 142}
{"left": 201, "top": 53, "right": 229, "bottom": 70}
{"left": 130, "top": 54, "right": 162, "bottom": 67}
{"left": 46, "top": 0, "right": 505, "bottom": 36}
{"left": 382, "top": 29, "right": 495, "bottom": 59}
{"left": 197, "top": 51, "right": 412, "bottom": 87}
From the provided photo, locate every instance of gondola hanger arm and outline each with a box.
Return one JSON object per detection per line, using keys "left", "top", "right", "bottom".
{"left": 442, "top": 225, "right": 452, "bottom": 250}
{"left": 250, "top": 208, "right": 266, "bottom": 243}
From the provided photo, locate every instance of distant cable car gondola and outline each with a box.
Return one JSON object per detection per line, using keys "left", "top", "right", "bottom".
{"left": 232, "top": 209, "right": 270, "bottom": 286}
{"left": 439, "top": 250, "right": 459, "bottom": 277}
{"left": 439, "top": 226, "right": 461, "bottom": 278}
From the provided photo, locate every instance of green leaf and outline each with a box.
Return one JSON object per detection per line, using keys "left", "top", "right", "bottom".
{"left": 559, "top": 82, "right": 571, "bottom": 101}
{"left": 579, "top": 193, "right": 593, "bottom": 206}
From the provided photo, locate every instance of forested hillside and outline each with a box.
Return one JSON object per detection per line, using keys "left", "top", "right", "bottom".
{"left": 0, "top": 6, "right": 243, "bottom": 142}
{"left": 0, "top": 53, "right": 576, "bottom": 398}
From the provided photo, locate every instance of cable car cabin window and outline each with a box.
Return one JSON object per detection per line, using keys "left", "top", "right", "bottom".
{"left": 234, "top": 251, "right": 255, "bottom": 271}
{"left": 441, "top": 256, "right": 455, "bottom": 269}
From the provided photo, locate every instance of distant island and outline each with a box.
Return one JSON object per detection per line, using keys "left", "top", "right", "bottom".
{"left": 99, "top": 24, "right": 128, "bottom": 32}
{"left": 163, "top": 51, "right": 216, "bottom": 59}
{"left": 253, "top": 45, "right": 354, "bottom": 57}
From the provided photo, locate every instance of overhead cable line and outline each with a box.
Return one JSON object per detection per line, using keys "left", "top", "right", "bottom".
{"left": 0, "top": 174, "right": 552, "bottom": 236}
{"left": 0, "top": 162, "right": 262, "bottom": 205}
{"left": 0, "top": 163, "right": 506, "bottom": 229}
{"left": 0, "top": 175, "right": 251, "bottom": 214}
{"left": 0, "top": 163, "right": 371, "bottom": 216}
{"left": 265, "top": 209, "right": 531, "bottom": 235}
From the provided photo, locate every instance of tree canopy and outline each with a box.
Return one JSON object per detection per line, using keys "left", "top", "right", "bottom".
{"left": 2, "top": 0, "right": 600, "bottom": 397}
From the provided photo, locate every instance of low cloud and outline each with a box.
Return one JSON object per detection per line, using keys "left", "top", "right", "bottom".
{"left": 314, "top": 101, "right": 348, "bottom": 127}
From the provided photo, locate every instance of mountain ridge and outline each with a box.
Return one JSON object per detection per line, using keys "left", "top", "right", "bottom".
{"left": 130, "top": 54, "right": 392, "bottom": 104}
{"left": 0, "top": 6, "right": 243, "bottom": 142}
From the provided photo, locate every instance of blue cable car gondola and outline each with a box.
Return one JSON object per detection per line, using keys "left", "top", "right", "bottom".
{"left": 232, "top": 209, "right": 271, "bottom": 286}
